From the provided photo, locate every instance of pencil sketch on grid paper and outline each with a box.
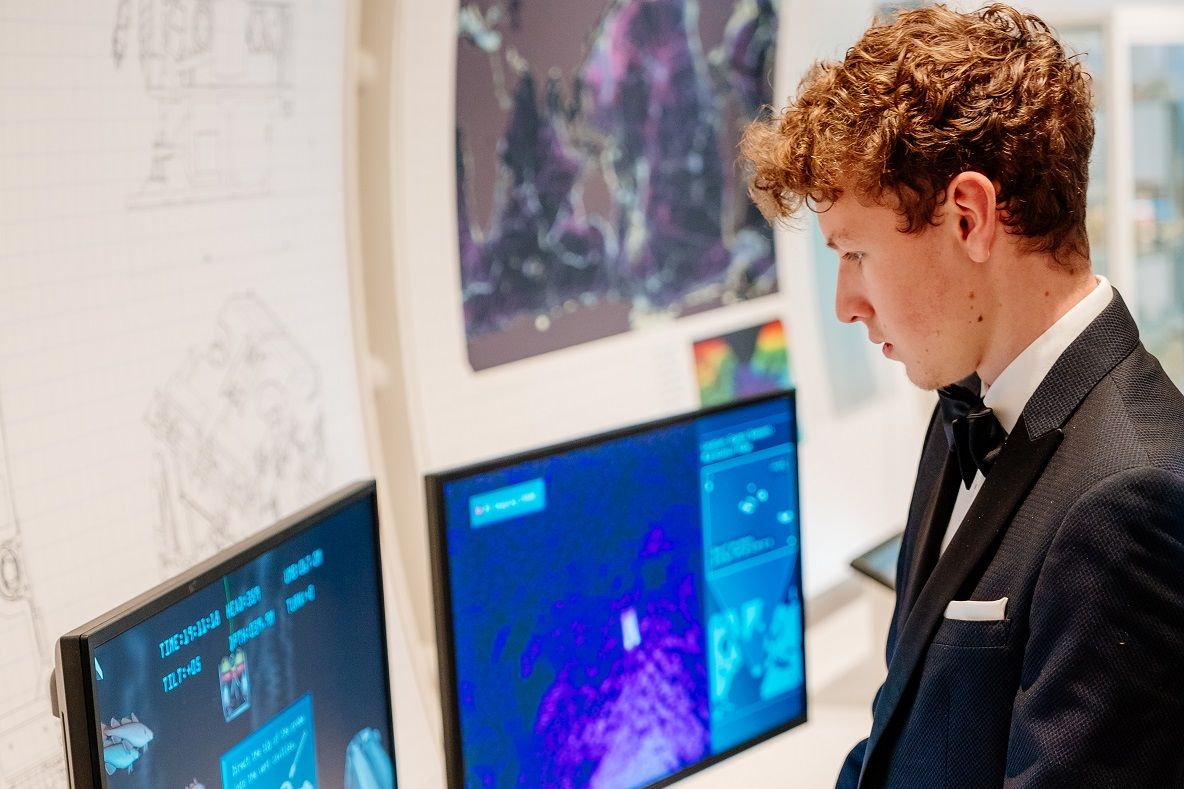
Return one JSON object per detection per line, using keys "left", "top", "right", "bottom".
{"left": 145, "top": 293, "right": 331, "bottom": 577}
{"left": 0, "top": 407, "right": 67, "bottom": 789}
{"left": 111, "top": 0, "right": 296, "bottom": 208}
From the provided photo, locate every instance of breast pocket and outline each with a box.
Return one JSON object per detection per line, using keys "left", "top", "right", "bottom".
{"left": 930, "top": 617, "right": 1019, "bottom": 789}
{"left": 932, "top": 617, "right": 1012, "bottom": 650}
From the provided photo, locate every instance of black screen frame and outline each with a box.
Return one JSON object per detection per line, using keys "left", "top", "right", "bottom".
{"left": 425, "top": 391, "right": 807, "bottom": 789}
{"left": 54, "top": 480, "right": 393, "bottom": 789}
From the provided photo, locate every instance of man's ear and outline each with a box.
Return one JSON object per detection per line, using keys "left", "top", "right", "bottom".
{"left": 946, "top": 172, "right": 997, "bottom": 264}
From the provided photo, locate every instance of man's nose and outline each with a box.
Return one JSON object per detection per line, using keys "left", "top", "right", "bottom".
{"left": 835, "top": 260, "right": 872, "bottom": 325}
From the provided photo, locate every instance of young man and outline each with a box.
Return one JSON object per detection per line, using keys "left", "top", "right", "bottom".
{"left": 742, "top": 4, "right": 1184, "bottom": 787}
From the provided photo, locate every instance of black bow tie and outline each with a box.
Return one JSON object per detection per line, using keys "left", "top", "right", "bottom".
{"left": 937, "top": 382, "right": 1008, "bottom": 489}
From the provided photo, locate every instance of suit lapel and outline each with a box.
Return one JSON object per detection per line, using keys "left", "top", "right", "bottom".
{"left": 895, "top": 375, "right": 983, "bottom": 630}
{"left": 898, "top": 452, "right": 959, "bottom": 623}
{"left": 860, "top": 418, "right": 1063, "bottom": 784}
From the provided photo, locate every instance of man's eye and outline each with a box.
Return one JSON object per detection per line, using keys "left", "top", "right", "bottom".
{"left": 842, "top": 252, "right": 865, "bottom": 264}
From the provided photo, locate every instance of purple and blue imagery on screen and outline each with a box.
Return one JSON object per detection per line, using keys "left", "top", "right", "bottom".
{"left": 456, "top": 0, "right": 781, "bottom": 369}
{"left": 528, "top": 549, "right": 710, "bottom": 788}
{"left": 447, "top": 447, "right": 711, "bottom": 787}
{"left": 442, "top": 397, "right": 805, "bottom": 787}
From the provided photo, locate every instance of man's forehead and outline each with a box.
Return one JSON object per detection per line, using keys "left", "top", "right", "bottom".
{"left": 816, "top": 190, "right": 864, "bottom": 250}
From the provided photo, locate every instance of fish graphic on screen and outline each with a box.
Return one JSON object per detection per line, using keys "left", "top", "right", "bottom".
{"left": 101, "top": 714, "right": 154, "bottom": 775}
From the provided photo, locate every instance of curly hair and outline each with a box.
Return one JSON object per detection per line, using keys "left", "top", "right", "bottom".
{"left": 740, "top": 3, "right": 1095, "bottom": 264}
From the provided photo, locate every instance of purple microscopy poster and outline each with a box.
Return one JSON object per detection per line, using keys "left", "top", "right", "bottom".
{"left": 456, "top": 0, "right": 780, "bottom": 370}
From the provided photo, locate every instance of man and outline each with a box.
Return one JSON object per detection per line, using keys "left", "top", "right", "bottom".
{"left": 741, "top": 4, "right": 1184, "bottom": 787}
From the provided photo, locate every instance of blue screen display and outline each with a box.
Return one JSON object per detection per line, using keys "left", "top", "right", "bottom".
{"left": 440, "top": 396, "right": 805, "bottom": 788}
{"left": 91, "top": 493, "right": 397, "bottom": 789}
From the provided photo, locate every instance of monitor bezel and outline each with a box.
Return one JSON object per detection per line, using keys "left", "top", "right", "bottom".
{"left": 425, "top": 390, "right": 807, "bottom": 789}
{"left": 55, "top": 479, "right": 392, "bottom": 789}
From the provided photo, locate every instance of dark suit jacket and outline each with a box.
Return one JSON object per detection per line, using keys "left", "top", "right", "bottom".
{"left": 837, "top": 291, "right": 1184, "bottom": 788}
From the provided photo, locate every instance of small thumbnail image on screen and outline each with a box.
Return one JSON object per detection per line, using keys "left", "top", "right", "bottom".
{"left": 219, "top": 649, "right": 251, "bottom": 722}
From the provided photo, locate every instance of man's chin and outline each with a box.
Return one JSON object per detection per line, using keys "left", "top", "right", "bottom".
{"left": 904, "top": 362, "right": 979, "bottom": 392}
{"left": 903, "top": 363, "right": 946, "bottom": 392}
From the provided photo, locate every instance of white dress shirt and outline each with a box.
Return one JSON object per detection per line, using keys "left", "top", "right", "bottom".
{"left": 939, "top": 276, "right": 1114, "bottom": 554}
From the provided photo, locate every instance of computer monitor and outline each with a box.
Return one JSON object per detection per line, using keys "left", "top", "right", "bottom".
{"left": 427, "top": 392, "right": 806, "bottom": 789}
{"left": 54, "top": 481, "right": 397, "bottom": 789}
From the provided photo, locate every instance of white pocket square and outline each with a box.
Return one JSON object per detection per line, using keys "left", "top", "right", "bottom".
{"left": 944, "top": 597, "right": 1008, "bottom": 622}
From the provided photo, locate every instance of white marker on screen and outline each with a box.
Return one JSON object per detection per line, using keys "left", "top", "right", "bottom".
{"left": 621, "top": 607, "right": 641, "bottom": 651}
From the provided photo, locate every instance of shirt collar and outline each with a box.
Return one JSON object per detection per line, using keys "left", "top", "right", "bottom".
{"left": 983, "top": 275, "right": 1113, "bottom": 434}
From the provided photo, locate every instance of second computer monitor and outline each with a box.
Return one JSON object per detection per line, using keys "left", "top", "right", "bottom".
{"left": 428, "top": 392, "right": 805, "bottom": 789}
{"left": 56, "top": 481, "right": 397, "bottom": 789}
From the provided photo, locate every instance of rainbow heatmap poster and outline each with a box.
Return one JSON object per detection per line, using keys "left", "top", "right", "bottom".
{"left": 694, "top": 319, "right": 791, "bottom": 406}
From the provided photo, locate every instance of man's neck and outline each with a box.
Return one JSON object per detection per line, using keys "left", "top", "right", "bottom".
{"left": 976, "top": 255, "right": 1096, "bottom": 388}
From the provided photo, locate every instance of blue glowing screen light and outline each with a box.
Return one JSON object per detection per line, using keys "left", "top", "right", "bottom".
{"left": 431, "top": 393, "right": 805, "bottom": 788}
